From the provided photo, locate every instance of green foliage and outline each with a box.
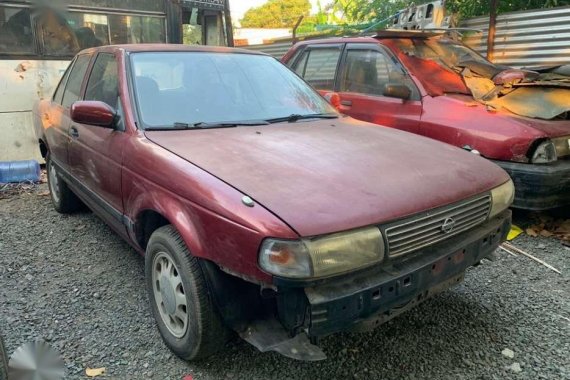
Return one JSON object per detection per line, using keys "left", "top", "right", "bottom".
{"left": 446, "top": 0, "right": 570, "bottom": 19}
{"left": 329, "top": 0, "right": 570, "bottom": 23}
{"left": 240, "top": 0, "right": 311, "bottom": 28}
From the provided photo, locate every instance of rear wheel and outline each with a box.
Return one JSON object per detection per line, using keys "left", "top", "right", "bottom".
{"left": 145, "top": 225, "right": 230, "bottom": 360}
{"left": 46, "top": 153, "right": 82, "bottom": 213}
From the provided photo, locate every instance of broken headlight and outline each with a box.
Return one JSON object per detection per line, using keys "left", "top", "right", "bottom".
{"left": 489, "top": 179, "right": 515, "bottom": 219}
{"left": 259, "top": 227, "right": 384, "bottom": 279}
{"left": 553, "top": 136, "right": 570, "bottom": 158}
{"left": 531, "top": 140, "right": 557, "bottom": 164}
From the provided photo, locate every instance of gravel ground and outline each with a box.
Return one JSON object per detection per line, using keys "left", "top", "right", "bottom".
{"left": 1, "top": 185, "right": 569, "bottom": 380}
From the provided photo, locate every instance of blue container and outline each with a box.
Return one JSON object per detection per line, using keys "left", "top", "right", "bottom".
{"left": 0, "top": 160, "right": 41, "bottom": 183}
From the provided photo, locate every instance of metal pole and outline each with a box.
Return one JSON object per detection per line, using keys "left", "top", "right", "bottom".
{"left": 292, "top": 15, "right": 304, "bottom": 44}
{"left": 486, "top": 0, "right": 498, "bottom": 61}
{"left": 223, "top": 0, "right": 234, "bottom": 46}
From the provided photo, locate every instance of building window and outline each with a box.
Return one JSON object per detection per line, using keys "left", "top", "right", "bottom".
{"left": 0, "top": 6, "right": 34, "bottom": 54}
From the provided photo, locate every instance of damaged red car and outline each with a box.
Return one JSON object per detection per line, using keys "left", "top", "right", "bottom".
{"left": 283, "top": 31, "right": 570, "bottom": 210}
{"left": 34, "top": 45, "right": 513, "bottom": 361}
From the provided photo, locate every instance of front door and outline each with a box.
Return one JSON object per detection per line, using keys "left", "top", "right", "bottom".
{"left": 68, "top": 52, "right": 127, "bottom": 236}
{"left": 336, "top": 43, "right": 422, "bottom": 134}
{"left": 45, "top": 54, "right": 91, "bottom": 171}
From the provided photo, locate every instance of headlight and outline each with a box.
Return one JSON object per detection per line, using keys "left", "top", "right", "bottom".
{"left": 531, "top": 140, "right": 557, "bottom": 163}
{"left": 553, "top": 136, "right": 570, "bottom": 158}
{"left": 259, "top": 227, "right": 384, "bottom": 278}
{"left": 489, "top": 179, "right": 515, "bottom": 219}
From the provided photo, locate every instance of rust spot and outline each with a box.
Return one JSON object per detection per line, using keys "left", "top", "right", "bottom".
{"left": 15, "top": 61, "right": 31, "bottom": 72}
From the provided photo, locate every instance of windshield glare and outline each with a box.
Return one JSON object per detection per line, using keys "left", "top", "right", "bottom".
{"left": 130, "top": 52, "right": 336, "bottom": 128}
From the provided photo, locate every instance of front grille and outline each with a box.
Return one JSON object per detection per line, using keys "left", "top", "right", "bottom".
{"left": 384, "top": 195, "right": 491, "bottom": 257}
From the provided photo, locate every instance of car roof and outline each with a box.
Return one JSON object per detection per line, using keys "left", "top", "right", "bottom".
{"left": 78, "top": 43, "right": 268, "bottom": 56}
{"left": 293, "top": 29, "right": 445, "bottom": 46}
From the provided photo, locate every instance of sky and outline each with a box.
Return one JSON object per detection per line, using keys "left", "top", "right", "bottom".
{"left": 229, "top": 0, "right": 333, "bottom": 24}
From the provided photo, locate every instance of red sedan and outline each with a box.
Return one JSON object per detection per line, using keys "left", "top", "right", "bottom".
{"left": 34, "top": 44, "right": 512, "bottom": 361}
{"left": 282, "top": 31, "right": 570, "bottom": 210}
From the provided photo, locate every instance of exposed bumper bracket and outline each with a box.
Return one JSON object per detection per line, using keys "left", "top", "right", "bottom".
{"left": 239, "top": 319, "right": 326, "bottom": 361}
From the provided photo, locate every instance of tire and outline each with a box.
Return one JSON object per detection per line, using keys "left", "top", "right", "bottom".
{"left": 145, "top": 225, "right": 230, "bottom": 360}
{"left": 0, "top": 335, "right": 8, "bottom": 380}
{"left": 46, "top": 153, "right": 82, "bottom": 213}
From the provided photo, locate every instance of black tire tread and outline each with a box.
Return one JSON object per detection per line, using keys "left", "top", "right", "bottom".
{"left": 147, "top": 225, "right": 230, "bottom": 360}
{"left": 46, "top": 153, "right": 82, "bottom": 214}
{"left": 0, "top": 335, "right": 8, "bottom": 380}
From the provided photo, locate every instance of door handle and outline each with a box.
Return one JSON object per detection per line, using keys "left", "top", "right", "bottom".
{"left": 70, "top": 126, "right": 79, "bottom": 138}
{"left": 340, "top": 100, "right": 352, "bottom": 106}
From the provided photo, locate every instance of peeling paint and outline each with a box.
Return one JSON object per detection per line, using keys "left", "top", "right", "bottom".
{"left": 15, "top": 61, "right": 31, "bottom": 72}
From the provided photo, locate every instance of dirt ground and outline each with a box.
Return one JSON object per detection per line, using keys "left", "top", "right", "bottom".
{"left": 1, "top": 184, "right": 569, "bottom": 379}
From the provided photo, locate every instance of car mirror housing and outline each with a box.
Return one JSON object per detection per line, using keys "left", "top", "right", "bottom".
{"left": 383, "top": 84, "right": 411, "bottom": 100}
{"left": 71, "top": 101, "right": 117, "bottom": 128}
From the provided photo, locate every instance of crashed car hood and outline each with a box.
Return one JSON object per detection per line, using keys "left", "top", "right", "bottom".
{"left": 445, "top": 94, "right": 570, "bottom": 138}
{"left": 145, "top": 118, "right": 509, "bottom": 237}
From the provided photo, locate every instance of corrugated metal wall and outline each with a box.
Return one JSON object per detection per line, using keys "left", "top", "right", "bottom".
{"left": 245, "top": 6, "right": 570, "bottom": 68}
{"left": 245, "top": 41, "right": 292, "bottom": 58}
{"left": 459, "top": 6, "right": 570, "bottom": 68}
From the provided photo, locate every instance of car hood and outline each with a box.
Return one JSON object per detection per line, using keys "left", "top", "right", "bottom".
{"left": 445, "top": 94, "right": 570, "bottom": 138}
{"left": 145, "top": 118, "right": 509, "bottom": 237}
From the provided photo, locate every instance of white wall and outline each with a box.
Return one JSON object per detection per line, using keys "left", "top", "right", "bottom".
{"left": 234, "top": 28, "right": 291, "bottom": 45}
{"left": 0, "top": 59, "right": 70, "bottom": 161}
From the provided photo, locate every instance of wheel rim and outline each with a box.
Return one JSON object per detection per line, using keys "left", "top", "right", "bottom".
{"left": 152, "top": 252, "right": 188, "bottom": 338}
{"left": 48, "top": 160, "right": 60, "bottom": 204}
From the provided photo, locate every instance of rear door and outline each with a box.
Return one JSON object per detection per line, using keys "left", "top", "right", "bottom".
{"left": 68, "top": 52, "right": 127, "bottom": 235}
{"left": 336, "top": 43, "right": 422, "bottom": 134}
{"left": 289, "top": 44, "right": 343, "bottom": 96}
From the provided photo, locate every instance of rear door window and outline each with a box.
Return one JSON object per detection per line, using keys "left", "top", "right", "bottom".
{"left": 292, "top": 46, "right": 342, "bottom": 91}
{"left": 53, "top": 59, "right": 75, "bottom": 105}
{"left": 62, "top": 54, "right": 91, "bottom": 108}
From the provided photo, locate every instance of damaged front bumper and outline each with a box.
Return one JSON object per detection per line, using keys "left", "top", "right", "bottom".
{"left": 254, "top": 211, "right": 511, "bottom": 360}
{"left": 493, "top": 159, "right": 570, "bottom": 210}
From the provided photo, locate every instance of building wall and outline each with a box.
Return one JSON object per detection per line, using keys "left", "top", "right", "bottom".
{"left": 0, "top": 60, "right": 70, "bottom": 161}
{"left": 234, "top": 28, "right": 291, "bottom": 46}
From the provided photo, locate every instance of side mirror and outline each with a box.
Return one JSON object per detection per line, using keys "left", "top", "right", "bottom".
{"left": 71, "top": 101, "right": 116, "bottom": 128}
{"left": 323, "top": 92, "right": 341, "bottom": 110}
{"left": 383, "top": 84, "right": 411, "bottom": 100}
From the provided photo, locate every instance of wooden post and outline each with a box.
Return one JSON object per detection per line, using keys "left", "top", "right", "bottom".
{"left": 486, "top": 0, "right": 498, "bottom": 61}
{"left": 223, "top": 0, "right": 234, "bottom": 47}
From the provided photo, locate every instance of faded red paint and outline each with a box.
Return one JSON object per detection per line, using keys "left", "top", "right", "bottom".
{"left": 283, "top": 36, "right": 570, "bottom": 163}
{"left": 34, "top": 44, "right": 510, "bottom": 284}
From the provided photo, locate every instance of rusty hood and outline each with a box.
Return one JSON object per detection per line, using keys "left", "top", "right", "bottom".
{"left": 145, "top": 118, "right": 509, "bottom": 237}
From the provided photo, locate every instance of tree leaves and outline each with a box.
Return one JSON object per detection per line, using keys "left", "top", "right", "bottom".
{"left": 240, "top": 0, "right": 311, "bottom": 28}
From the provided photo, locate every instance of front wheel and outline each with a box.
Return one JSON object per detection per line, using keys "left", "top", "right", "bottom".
{"left": 145, "top": 225, "right": 230, "bottom": 360}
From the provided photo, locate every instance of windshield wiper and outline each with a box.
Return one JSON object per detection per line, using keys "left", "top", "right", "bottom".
{"left": 265, "top": 113, "right": 339, "bottom": 124}
{"left": 145, "top": 120, "right": 269, "bottom": 131}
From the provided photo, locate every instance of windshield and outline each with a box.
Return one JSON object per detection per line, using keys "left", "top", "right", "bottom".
{"left": 130, "top": 52, "right": 336, "bottom": 128}
{"left": 396, "top": 37, "right": 490, "bottom": 69}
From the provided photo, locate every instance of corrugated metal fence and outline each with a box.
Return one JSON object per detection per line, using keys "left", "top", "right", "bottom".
{"left": 462, "top": 6, "right": 570, "bottom": 68}
{"left": 245, "top": 6, "right": 570, "bottom": 68}
{"left": 245, "top": 41, "right": 292, "bottom": 58}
